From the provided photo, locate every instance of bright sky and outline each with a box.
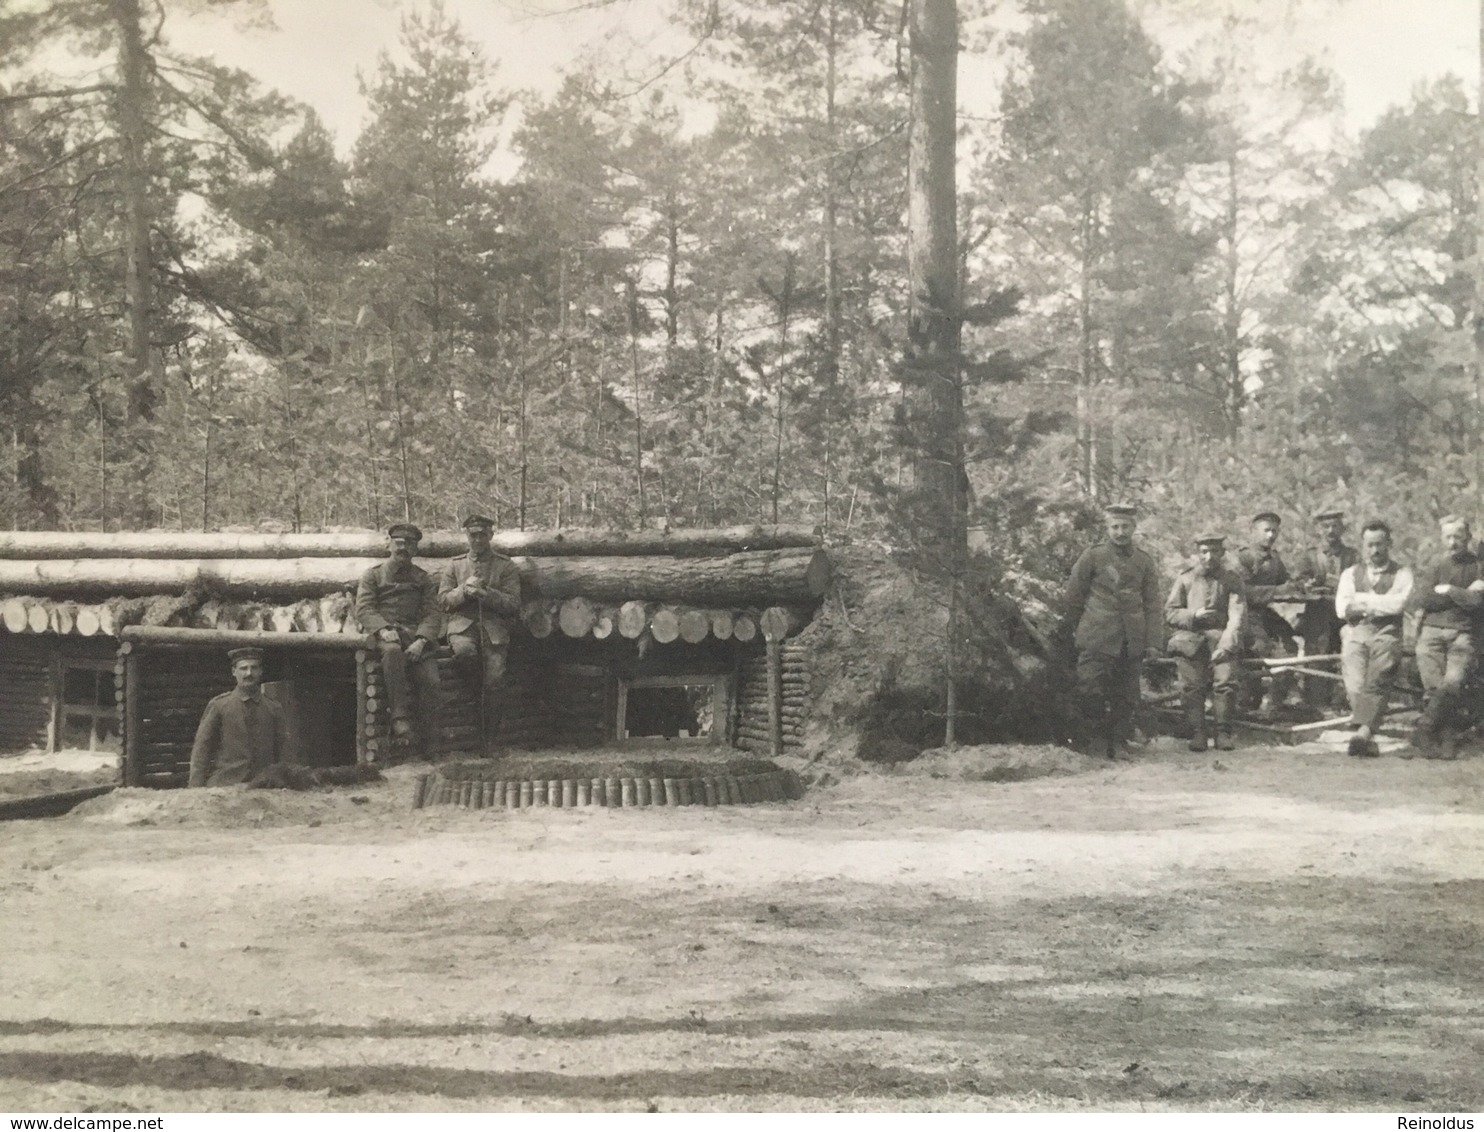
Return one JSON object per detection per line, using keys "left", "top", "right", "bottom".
{"left": 158, "top": 0, "right": 1477, "bottom": 155}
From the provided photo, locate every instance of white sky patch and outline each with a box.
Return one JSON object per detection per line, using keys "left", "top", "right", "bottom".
{"left": 150, "top": 0, "right": 1479, "bottom": 161}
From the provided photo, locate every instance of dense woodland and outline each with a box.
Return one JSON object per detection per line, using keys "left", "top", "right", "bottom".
{"left": 2, "top": 0, "right": 1481, "bottom": 611}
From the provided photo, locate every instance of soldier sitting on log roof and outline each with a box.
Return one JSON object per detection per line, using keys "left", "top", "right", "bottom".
{"left": 438, "top": 514, "right": 523, "bottom": 756}
{"left": 188, "top": 647, "right": 293, "bottom": 787}
{"left": 356, "top": 523, "right": 443, "bottom": 759}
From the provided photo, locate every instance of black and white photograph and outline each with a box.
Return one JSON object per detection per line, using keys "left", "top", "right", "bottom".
{"left": 0, "top": 0, "right": 1481, "bottom": 1116}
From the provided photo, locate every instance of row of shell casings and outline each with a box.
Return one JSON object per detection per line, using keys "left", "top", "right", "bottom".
{"left": 413, "top": 771, "right": 798, "bottom": 809}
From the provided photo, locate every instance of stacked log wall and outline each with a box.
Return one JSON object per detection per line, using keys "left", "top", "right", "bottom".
{"left": 0, "top": 634, "right": 53, "bottom": 751}
{"left": 734, "top": 642, "right": 810, "bottom": 754}
{"left": 130, "top": 649, "right": 234, "bottom": 787}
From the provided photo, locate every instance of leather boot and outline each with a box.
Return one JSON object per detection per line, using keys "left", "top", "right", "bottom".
{"left": 1212, "top": 695, "right": 1236, "bottom": 751}
{"left": 1184, "top": 697, "right": 1207, "bottom": 752}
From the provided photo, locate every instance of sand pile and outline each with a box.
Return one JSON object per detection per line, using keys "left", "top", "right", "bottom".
{"left": 68, "top": 781, "right": 397, "bottom": 827}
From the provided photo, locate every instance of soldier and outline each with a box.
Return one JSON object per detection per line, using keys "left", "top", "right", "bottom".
{"left": 1335, "top": 520, "right": 1413, "bottom": 758}
{"left": 188, "top": 647, "right": 292, "bottom": 786}
{"left": 1237, "top": 511, "right": 1297, "bottom": 716}
{"left": 439, "top": 514, "right": 523, "bottom": 754}
{"left": 355, "top": 522, "right": 443, "bottom": 759}
{"left": 1165, "top": 534, "right": 1247, "bottom": 752}
{"left": 1060, "top": 503, "right": 1164, "bottom": 759}
{"left": 1409, "top": 515, "right": 1483, "bottom": 757}
{"left": 1294, "top": 508, "right": 1358, "bottom": 707}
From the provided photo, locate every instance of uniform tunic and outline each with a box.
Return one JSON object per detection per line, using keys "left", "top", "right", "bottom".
{"left": 1063, "top": 542, "right": 1163, "bottom": 657}
{"left": 438, "top": 551, "right": 523, "bottom": 646}
{"left": 1164, "top": 566, "right": 1248, "bottom": 700}
{"left": 188, "top": 689, "right": 291, "bottom": 787}
{"left": 355, "top": 560, "right": 442, "bottom": 643}
{"left": 1411, "top": 552, "right": 1483, "bottom": 704}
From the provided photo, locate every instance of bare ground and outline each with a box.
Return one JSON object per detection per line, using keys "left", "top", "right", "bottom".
{"left": 0, "top": 741, "right": 1482, "bottom": 1112}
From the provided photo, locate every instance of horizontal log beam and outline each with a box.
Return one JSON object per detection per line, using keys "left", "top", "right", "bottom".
{"left": 0, "top": 524, "right": 819, "bottom": 560}
{"left": 0, "top": 548, "right": 831, "bottom": 606}
{"left": 121, "top": 626, "right": 374, "bottom": 650}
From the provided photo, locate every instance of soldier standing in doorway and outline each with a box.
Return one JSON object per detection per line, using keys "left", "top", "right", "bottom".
{"left": 1060, "top": 503, "right": 1164, "bottom": 759}
{"left": 188, "top": 647, "right": 292, "bottom": 786}
{"left": 439, "top": 515, "right": 523, "bottom": 755}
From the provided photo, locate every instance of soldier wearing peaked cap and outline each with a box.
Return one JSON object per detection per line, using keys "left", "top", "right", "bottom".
{"left": 1237, "top": 510, "right": 1298, "bottom": 716}
{"left": 356, "top": 522, "right": 443, "bottom": 759}
{"left": 1059, "top": 503, "right": 1164, "bottom": 759}
{"left": 188, "top": 646, "right": 292, "bottom": 786}
{"left": 1293, "top": 509, "right": 1358, "bottom": 707}
{"left": 439, "top": 515, "right": 523, "bottom": 755}
{"left": 1165, "top": 534, "right": 1247, "bottom": 751}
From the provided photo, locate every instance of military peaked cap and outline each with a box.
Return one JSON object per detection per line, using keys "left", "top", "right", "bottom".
{"left": 227, "top": 647, "right": 264, "bottom": 663}
{"left": 1251, "top": 511, "right": 1281, "bottom": 526}
{"left": 461, "top": 514, "right": 495, "bottom": 531}
{"left": 1103, "top": 503, "right": 1137, "bottom": 517}
{"left": 1313, "top": 508, "right": 1344, "bottom": 522}
{"left": 1194, "top": 533, "right": 1226, "bottom": 547}
{"left": 387, "top": 522, "right": 423, "bottom": 541}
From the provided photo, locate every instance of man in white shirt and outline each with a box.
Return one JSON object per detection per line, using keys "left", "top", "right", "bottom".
{"left": 1335, "top": 520, "right": 1414, "bottom": 758}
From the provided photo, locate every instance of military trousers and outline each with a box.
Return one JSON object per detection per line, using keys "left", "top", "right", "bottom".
{"left": 377, "top": 637, "right": 442, "bottom": 757}
{"left": 1339, "top": 624, "right": 1401, "bottom": 733}
{"left": 1075, "top": 645, "right": 1141, "bottom": 746}
{"left": 448, "top": 630, "right": 508, "bottom": 748}
{"left": 1415, "top": 625, "right": 1476, "bottom": 735}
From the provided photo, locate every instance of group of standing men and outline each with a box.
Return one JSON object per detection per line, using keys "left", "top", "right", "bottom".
{"left": 189, "top": 516, "right": 522, "bottom": 786}
{"left": 1064, "top": 504, "right": 1482, "bottom": 760}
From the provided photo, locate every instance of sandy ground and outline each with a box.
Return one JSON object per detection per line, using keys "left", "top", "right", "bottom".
{"left": 0, "top": 740, "right": 1481, "bottom": 1113}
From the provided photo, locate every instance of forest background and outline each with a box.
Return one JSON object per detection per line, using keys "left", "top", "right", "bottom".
{"left": 2, "top": 0, "right": 1482, "bottom": 623}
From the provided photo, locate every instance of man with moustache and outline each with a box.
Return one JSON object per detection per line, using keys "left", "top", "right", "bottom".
{"left": 356, "top": 523, "right": 443, "bottom": 759}
{"left": 1334, "top": 521, "right": 1413, "bottom": 759}
{"left": 188, "top": 647, "right": 292, "bottom": 786}
{"left": 1165, "top": 534, "right": 1247, "bottom": 752}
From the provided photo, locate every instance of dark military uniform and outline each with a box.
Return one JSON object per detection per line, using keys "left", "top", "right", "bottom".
{"left": 1410, "top": 551, "right": 1484, "bottom": 750}
{"left": 1294, "top": 539, "right": 1358, "bottom": 706}
{"left": 188, "top": 688, "right": 291, "bottom": 786}
{"left": 1237, "top": 542, "right": 1296, "bottom": 709}
{"left": 356, "top": 557, "right": 443, "bottom": 757}
{"left": 1062, "top": 539, "right": 1163, "bottom": 755}
{"left": 439, "top": 539, "right": 522, "bottom": 751}
{"left": 1165, "top": 556, "right": 1247, "bottom": 750}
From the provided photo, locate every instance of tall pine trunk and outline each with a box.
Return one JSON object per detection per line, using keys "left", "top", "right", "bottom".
{"left": 907, "top": 0, "right": 963, "bottom": 744}
{"left": 114, "top": 0, "right": 158, "bottom": 525}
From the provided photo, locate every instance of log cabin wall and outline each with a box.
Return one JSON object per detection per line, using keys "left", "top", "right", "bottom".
{"left": 733, "top": 641, "right": 810, "bottom": 754}
{"left": 0, "top": 634, "right": 53, "bottom": 752}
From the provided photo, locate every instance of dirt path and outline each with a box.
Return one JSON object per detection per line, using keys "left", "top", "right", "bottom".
{"left": 1, "top": 744, "right": 1481, "bottom": 1112}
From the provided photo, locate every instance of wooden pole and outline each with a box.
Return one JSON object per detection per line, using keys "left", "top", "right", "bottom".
{"left": 123, "top": 649, "right": 140, "bottom": 787}
{"left": 767, "top": 637, "right": 783, "bottom": 760}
